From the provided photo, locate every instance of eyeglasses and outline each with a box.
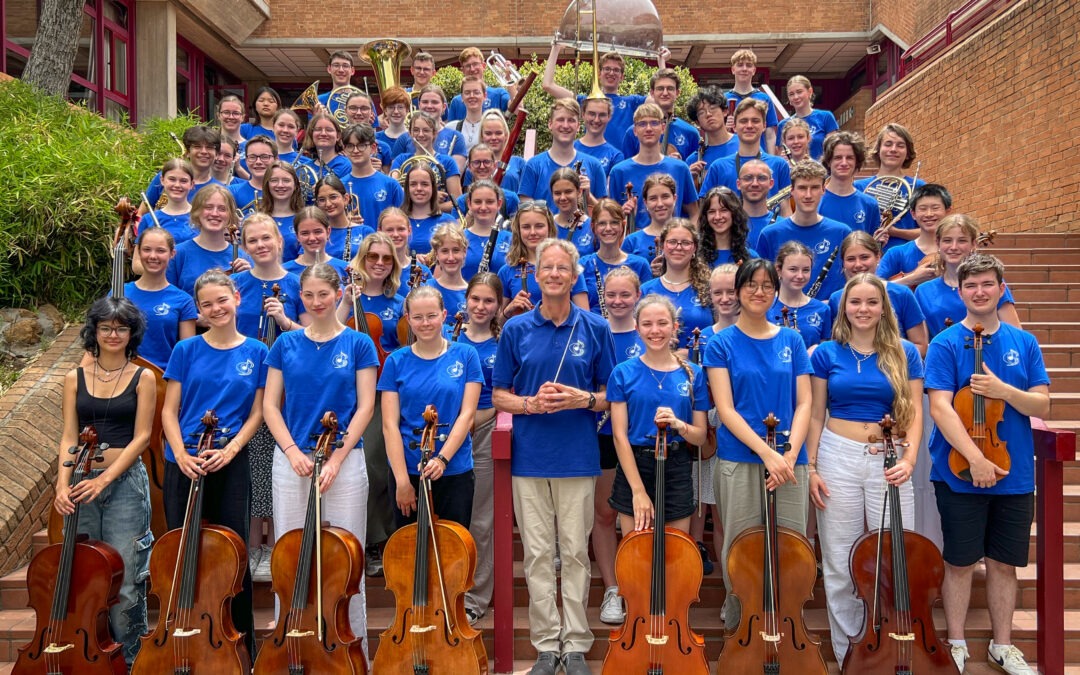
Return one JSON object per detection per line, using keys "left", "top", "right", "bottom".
{"left": 538, "top": 264, "right": 573, "bottom": 275}
{"left": 343, "top": 143, "right": 371, "bottom": 152}
{"left": 470, "top": 159, "right": 494, "bottom": 168}
{"left": 218, "top": 111, "right": 243, "bottom": 118}
{"left": 600, "top": 67, "right": 623, "bottom": 75}
{"left": 365, "top": 252, "right": 394, "bottom": 265}
{"left": 745, "top": 282, "right": 776, "bottom": 294}
{"left": 247, "top": 153, "right": 274, "bottom": 162}
{"left": 97, "top": 325, "right": 131, "bottom": 336}
{"left": 410, "top": 312, "right": 443, "bottom": 324}
{"left": 635, "top": 120, "right": 664, "bottom": 129}
{"left": 740, "top": 174, "right": 771, "bottom": 183}
{"left": 346, "top": 105, "right": 371, "bottom": 114}
{"left": 665, "top": 239, "right": 696, "bottom": 249}
{"left": 330, "top": 63, "right": 353, "bottom": 71}
{"left": 315, "top": 195, "right": 344, "bottom": 204}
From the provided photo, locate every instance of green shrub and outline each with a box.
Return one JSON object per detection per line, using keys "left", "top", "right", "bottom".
{"left": 0, "top": 79, "right": 199, "bottom": 311}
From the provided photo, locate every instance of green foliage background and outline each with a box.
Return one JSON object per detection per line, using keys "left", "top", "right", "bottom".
{"left": 0, "top": 79, "right": 199, "bottom": 311}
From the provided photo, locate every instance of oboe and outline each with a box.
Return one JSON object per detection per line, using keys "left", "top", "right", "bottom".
{"left": 806, "top": 246, "right": 840, "bottom": 299}
{"left": 594, "top": 263, "right": 607, "bottom": 319}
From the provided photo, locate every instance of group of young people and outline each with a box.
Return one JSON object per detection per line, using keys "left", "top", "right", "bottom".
{"left": 52, "top": 44, "right": 1047, "bottom": 675}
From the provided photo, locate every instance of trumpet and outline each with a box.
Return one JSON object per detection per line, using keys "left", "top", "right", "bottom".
{"left": 486, "top": 50, "right": 523, "bottom": 88}
{"left": 291, "top": 81, "right": 320, "bottom": 111}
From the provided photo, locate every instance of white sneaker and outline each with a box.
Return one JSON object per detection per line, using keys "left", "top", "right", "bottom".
{"left": 951, "top": 643, "right": 969, "bottom": 673}
{"left": 248, "top": 545, "right": 263, "bottom": 575}
{"left": 253, "top": 544, "right": 273, "bottom": 582}
{"left": 599, "top": 586, "right": 625, "bottom": 625}
{"left": 988, "top": 641, "right": 1036, "bottom": 675}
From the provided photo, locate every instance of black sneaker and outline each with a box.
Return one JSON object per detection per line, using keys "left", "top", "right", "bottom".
{"left": 696, "top": 540, "right": 714, "bottom": 575}
{"left": 365, "top": 544, "right": 383, "bottom": 577}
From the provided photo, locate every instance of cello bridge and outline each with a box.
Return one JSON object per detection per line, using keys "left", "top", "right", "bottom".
{"left": 286, "top": 629, "right": 315, "bottom": 638}
{"left": 888, "top": 632, "right": 915, "bottom": 641}
{"left": 43, "top": 642, "right": 73, "bottom": 654}
{"left": 645, "top": 635, "right": 669, "bottom": 645}
{"left": 410, "top": 624, "right": 437, "bottom": 634}
{"left": 172, "top": 628, "right": 202, "bottom": 638}
{"left": 759, "top": 631, "right": 783, "bottom": 643}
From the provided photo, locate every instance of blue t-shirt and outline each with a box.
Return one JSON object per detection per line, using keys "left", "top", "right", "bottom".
{"left": 598, "top": 329, "right": 647, "bottom": 435}
{"left": 828, "top": 281, "right": 926, "bottom": 339}
{"left": 577, "top": 92, "right": 646, "bottom": 146}
{"left": 607, "top": 358, "right": 710, "bottom": 446}
{"left": 119, "top": 282, "right": 197, "bottom": 370}
{"left": 877, "top": 240, "right": 935, "bottom": 280}
{"left": 621, "top": 229, "right": 660, "bottom": 261}
{"left": 924, "top": 322, "right": 1049, "bottom": 494}
{"left": 455, "top": 192, "right": 520, "bottom": 223}
{"left": 768, "top": 297, "right": 832, "bottom": 348}
{"left": 607, "top": 157, "right": 698, "bottom": 230}
{"left": 377, "top": 341, "right": 484, "bottom": 475}
{"left": 427, "top": 278, "right": 469, "bottom": 326}
{"left": 271, "top": 214, "right": 302, "bottom": 261}
{"left": 573, "top": 140, "right": 624, "bottom": 174}
{"left": 854, "top": 176, "right": 927, "bottom": 252}
{"left": 340, "top": 292, "right": 405, "bottom": 354}
{"left": 517, "top": 151, "right": 608, "bottom": 212}
{"left": 915, "top": 277, "right": 1016, "bottom": 339}
{"left": 232, "top": 271, "right": 304, "bottom": 340}
{"left": 747, "top": 214, "right": 772, "bottom": 249}
{"left": 297, "top": 154, "right": 352, "bottom": 183}
{"left": 702, "top": 325, "right": 812, "bottom": 464}
{"left": 698, "top": 136, "right": 741, "bottom": 166}
{"left": 391, "top": 127, "right": 468, "bottom": 159}
{"left": 341, "top": 171, "right": 405, "bottom": 233}
{"left": 639, "top": 278, "right": 713, "bottom": 349}
{"left": 326, "top": 225, "right": 376, "bottom": 262}
{"left": 163, "top": 336, "right": 269, "bottom": 462}
{"left": 556, "top": 217, "right": 596, "bottom": 257}
{"left": 496, "top": 262, "right": 588, "bottom": 305}
{"left": 282, "top": 256, "right": 350, "bottom": 283}
{"left": 458, "top": 334, "right": 498, "bottom": 409}
{"left": 265, "top": 328, "right": 380, "bottom": 453}
{"left": 447, "top": 86, "right": 510, "bottom": 120}
{"left": 620, "top": 117, "right": 700, "bottom": 161}
{"left": 492, "top": 304, "right": 616, "bottom": 477}
{"left": 819, "top": 190, "right": 881, "bottom": 236}
{"left": 462, "top": 228, "right": 512, "bottom": 281}
{"left": 708, "top": 246, "right": 759, "bottom": 267}
{"left": 145, "top": 173, "right": 223, "bottom": 209}
{"left": 150, "top": 211, "right": 196, "bottom": 245}
{"left": 724, "top": 89, "right": 780, "bottom": 138}
{"left": 778, "top": 109, "right": 839, "bottom": 160}
{"left": 811, "top": 339, "right": 924, "bottom": 423}
{"left": 408, "top": 214, "right": 457, "bottom": 256}
{"left": 167, "top": 240, "right": 249, "bottom": 297}
{"left": 229, "top": 181, "right": 263, "bottom": 216}
{"left": 699, "top": 153, "right": 791, "bottom": 200}
{"left": 580, "top": 253, "right": 653, "bottom": 316}
{"left": 240, "top": 123, "right": 275, "bottom": 140}
{"left": 755, "top": 216, "right": 852, "bottom": 300}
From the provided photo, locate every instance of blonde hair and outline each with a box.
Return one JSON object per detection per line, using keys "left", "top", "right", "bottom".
{"left": 550, "top": 97, "right": 582, "bottom": 121}
{"left": 603, "top": 265, "right": 641, "bottom": 292}
{"left": 781, "top": 117, "right": 811, "bottom": 141}
{"left": 429, "top": 224, "right": 469, "bottom": 268}
{"left": 405, "top": 284, "right": 445, "bottom": 314}
{"left": 634, "top": 293, "right": 695, "bottom": 383}
{"left": 831, "top": 273, "right": 915, "bottom": 431}
{"left": 349, "top": 232, "right": 402, "bottom": 298}
{"left": 241, "top": 213, "right": 284, "bottom": 260}
{"left": 506, "top": 203, "right": 556, "bottom": 266}
{"left": 190, "top": 184, "right": 239, "bottom": 232}
{"left": 936, "top": 213, "right": 979, "bottom": 242}
{"left": 731, "top": 49, "right": 758, "bottom": 66}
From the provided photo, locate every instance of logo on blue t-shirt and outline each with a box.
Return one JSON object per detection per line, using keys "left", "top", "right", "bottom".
{"left": 1003, "top": 349, "right": 1020, "bottom": 367}
{"left": 236, "top": 358, "right": 254, "bottom": 377}
{"left": 814, "top": 240, "right": 832, "bottom": 255}
{"left": 677, "top": 381, "right": 691, "bottom": 397}
{"left": 332, "top": 351, "right": 349, "bottom": 369}
{"left": 617, "top": 100, "right": 627, "bottom": 110}
{"left": 497, "top": 241, "right": 511, "bottom": 253}
{"left": 805, "top": 312, "right": 822, "bottom": 327}
{"left": 447, "top": 360, "right": 464, "bottom": 378}
{"left": 153, "top": 302, "right": 171, "bottom": 316}
{"left": 484, "top": 353, "right": 497, "bottom": 368}
{"left": 375, "top": 189, "right": 388, "bottom": 201}
{"left": 380, "top": 307, "right": 397, "bottom": 320}
{"left": 854, "top": 210, "right": 866, "bottom": 224}
{"left": 626, "top": 344, "right": 643, "bottom": 358}
{"left": 569, "top": 339, "right": 586, "bottom": 357}
{"left": 778, "top": 346, "right": 793, "bottom": 363}
{"left": 600, "top": 157, "right": 611, "bottom": 168}
{"left": 691, "top": 294, "right": 705, "bottom": 307}
{"left": 674, "top": 133, "right": 686, "bottom": 146}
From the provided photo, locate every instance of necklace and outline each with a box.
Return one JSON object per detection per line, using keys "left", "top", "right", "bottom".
{"left": 646, "top": 364, "right": 674, "bottom": 390}
{"left": 94, "top": 359, "right": 128, "bottom": 383}
{"left": 847, "top": 342, "right": 875, "bottom": 374}
{"left": 307, "top": 327, "right": 342, "bottom": 351}
{"left": 661, "top": 275, "right": 690, "bottom": 288}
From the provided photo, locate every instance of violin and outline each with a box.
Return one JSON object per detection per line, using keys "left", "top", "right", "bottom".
{"left": 717, "top": 413, "right": 827, "bottom": 674}
{"left": 890, "top": 230, "right": 996, "bottom": 282}
{"left": 602, "top": 422, "right": 709, "bottom": 675}
{"left": 949, "top": 323, "right": 1010, "bottom": 481}
{"left": 344, "top": 270, "right": 389, "bottom": 368}
{"left": 15, "top": 426, "right": 127, "bottom": 675}
{"left": 254, "top": 412, "right": 367, "bottom": 674}
{"left": 451, "top": 311, "right": 466, "bottom": 342}
{"left": 258, "top": 282, "right": 283, "bottom": 348}
{"left": 397, "top": 252, "right": 428, "bottom": 347}
{"left": 624, "top": 183, "right": 637, "bottom": 236}
{"left": 777, "top": 305, "right": 799, "bottom": 332}
{"left": 374, "top": 405, "right": 487, "bottom": 674}
{"left": 845, "top": 415, "right": 956, "bottom": 674}
{"left": 131, "top": 411, "right": 251, "bottom": 675}
{"left": 226, "top": 222, "right": 241, "bottom": 265}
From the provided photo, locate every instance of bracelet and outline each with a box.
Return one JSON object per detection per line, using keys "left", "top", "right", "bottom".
{"left": 807, "top": 466, "right": 818, "bottom": 474}
{"left": 434, "top": 455, "right": 449, "bottom": 467}
{"left": 522, "top": 397, "right": 531, "bottom": 415}
{"left": 282, "top": 443, "right": 298, "bottom": 454}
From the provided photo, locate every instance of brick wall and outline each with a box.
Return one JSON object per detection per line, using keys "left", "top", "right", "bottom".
{"left": 835, "top": 87, "right": 875, "bottom": 135}
{"left": 872, "top": 0, "right": 920, "bottom": 45}
{"left": 915, "top": 0, "right": 965, "bottom": 38}
{"left": 865, "top": 0, "right": 1078, "bottom": 233}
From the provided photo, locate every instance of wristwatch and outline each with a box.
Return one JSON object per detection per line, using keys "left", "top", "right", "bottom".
{"left": 587, "top": 392, "right": 596, "bottom": 410}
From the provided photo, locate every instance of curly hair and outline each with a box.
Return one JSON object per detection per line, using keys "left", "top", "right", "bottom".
{"left": 80, "top": 297, "right": 146, "bottom": 359}
{"left": 698, "top": 187, "right": 750, "bottom": 266}
{"left": 656, "top": 219, "right": 712, "bottom": 309}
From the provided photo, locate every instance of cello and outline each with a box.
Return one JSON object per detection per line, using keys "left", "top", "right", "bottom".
{"left": 948, "top": 323, "right": 1010, "bottom": 481}
{"left": 254, "top": 411, "right": 368, "bottom": 674}
{"left": 14, "top": 426, "right": 127, "bottom": 675}
{"left": 131, "top": 411, "right": 251, "bottom": 675}
{"left": 844, "top": 415, "right": 956, "bottom": 674}
{"left": 717, "top": 413, "right": 827, "bottom": 674}
{"left": 374, "top": 405, "right": 488, "bottom": 674}
{"left": 602, "top": 422, "right": 709, "bottom": 675}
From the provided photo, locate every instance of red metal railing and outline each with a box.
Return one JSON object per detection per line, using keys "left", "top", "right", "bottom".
{"left": 899, "top": 0, "right": 1015, "bottom": 78}
{"left": 491, "top": 411, "right": 516, "bottom": 673}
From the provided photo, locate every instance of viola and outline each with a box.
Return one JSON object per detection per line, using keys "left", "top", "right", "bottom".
{"left": 397, "top": 252, "right": 428, "bottom": 347}
{"left": 602, "top": 422, "right": 709, "bottom": 675}
{"left": 845, "top": 415, "right": 956, "bottom": 674}
{"left": 717, "top": 413, "right": 827, "bottom": 674}
{"left": 131, "top": 411, "right": 251, "bottom": 675}
{"left": 451, "top": 312, "right": 466, "bottom": 342}
{"left": 344, "top": 270, "right": 389, "bottom": 368}
{"left": 949, "top": 323, "right": 1010, "bottom": 481}
{"left": 15, "top": 426, "right": 127, "bottom": 675}
{"left": 374, "top": 405, "right": 487, "bottom": 674}
{"left": 254, "top": 412, "right": 367, "bottom": 674}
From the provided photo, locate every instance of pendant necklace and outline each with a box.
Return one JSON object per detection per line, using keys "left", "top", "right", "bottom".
{"left": 848, "top": 342, "right": 875, "bottom": 374}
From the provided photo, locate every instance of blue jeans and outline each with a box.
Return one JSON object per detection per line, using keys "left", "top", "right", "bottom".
{"left": 72, "top": 458, "right": 153, "bottom": 664}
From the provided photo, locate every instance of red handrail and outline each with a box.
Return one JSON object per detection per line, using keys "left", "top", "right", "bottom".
{"left": 491, "top": 411, "right": 515, "bottom": 673}
{"left": 899, "top": 0, "right": 1014, "bottom": 78}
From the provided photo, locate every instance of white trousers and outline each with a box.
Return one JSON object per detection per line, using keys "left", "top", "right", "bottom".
{"left": 272, "top": 447, "right": 369, "bottom": 659}
{"left": 815, "top": 427, "right": 914, "bottom": 663}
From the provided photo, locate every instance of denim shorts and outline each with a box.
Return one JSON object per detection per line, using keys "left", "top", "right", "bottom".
{"left": 609, "top": 442, "right": 696, "bottom": 521}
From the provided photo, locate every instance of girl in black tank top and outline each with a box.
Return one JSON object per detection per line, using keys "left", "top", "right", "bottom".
{"left": 75, "top": 366, "right": 143, "bottom": 450}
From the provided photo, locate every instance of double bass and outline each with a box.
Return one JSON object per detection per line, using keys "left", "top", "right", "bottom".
{"left": 717, "top": 413, "right": 827, "bottom": 674}
{"left": 844, "top": 415, "right": 956, "bottom": 674}
{"left": 374, "top": 405, "right": 487, "bottom": 674}
{"left": 14, "top": 426, "right": 127, "bottom": 675}
{"left": 131, "top": 411, "right": 250, "bottom": 675}
{"left": 254, "top": 412, "right": 367, "bottom": 674}
{"left": 948, "top": 323, "right": 1010, "bottom": 481}
{"left": 602, "top": 422, "right": 709, "bottom": 674}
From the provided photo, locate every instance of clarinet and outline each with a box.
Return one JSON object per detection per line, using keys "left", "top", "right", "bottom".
{"left": 594, "top": 262, "right": 608, "bottom": 319}
{"left": 477, "top": 228, "right": 499, "bottom": 274}
{"left": 806, "top": 245, "right": 840, "bottom": 299}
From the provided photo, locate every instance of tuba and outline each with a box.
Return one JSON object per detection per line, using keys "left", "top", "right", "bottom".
{"left": 291, "top": 81, "right": 320, "bottom": 111}
{"left": 359, "top": 39, "right": 412, "bottom": 98}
